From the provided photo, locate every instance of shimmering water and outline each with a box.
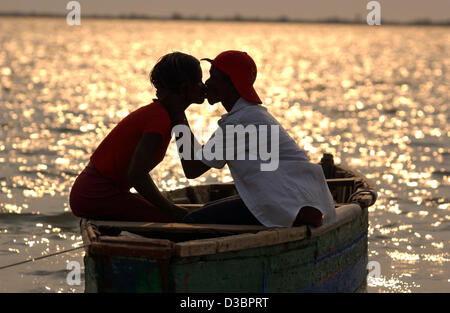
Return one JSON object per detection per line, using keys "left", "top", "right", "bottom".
{"left": 0, "top": 17, "right": 448, "bottom": 293}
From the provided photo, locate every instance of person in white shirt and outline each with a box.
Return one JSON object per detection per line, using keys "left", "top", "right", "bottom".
{"left": 172, "top": 50, "right": 337, "bottom": 227}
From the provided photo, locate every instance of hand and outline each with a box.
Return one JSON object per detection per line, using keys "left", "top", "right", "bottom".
{"left": 170, "top": 113, "right": 188, "bottom": 128}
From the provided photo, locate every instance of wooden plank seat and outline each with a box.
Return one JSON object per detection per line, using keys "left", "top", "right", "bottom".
{"left": 91, "top": 220, "right": 268, "bottom": 236}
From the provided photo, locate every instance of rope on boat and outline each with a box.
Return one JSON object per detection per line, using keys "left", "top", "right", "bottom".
{"left": 348, "top": 189, "right": 378, "bottom": 207}
{"left": 0, "top": 245, "right": 87, "bottom": 271}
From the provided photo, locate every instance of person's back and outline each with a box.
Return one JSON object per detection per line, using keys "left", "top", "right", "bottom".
{"left": 90, "top": 101, "right": 171, "bottom": 192}
{"left": 210, "top": 97, "right": 337, "bottom": 227}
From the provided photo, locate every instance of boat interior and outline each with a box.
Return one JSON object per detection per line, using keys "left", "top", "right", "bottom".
{"left": 81, "top": 164, "right": 377, "bottom": 259}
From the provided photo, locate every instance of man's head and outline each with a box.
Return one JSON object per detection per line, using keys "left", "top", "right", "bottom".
{"left": 150, "top": 52, "right": 205, "bottom": 106}
{"left": 203, "top": 51, "right": 262, "bottom": 106}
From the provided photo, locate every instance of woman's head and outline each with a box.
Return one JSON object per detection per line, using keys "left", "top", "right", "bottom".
{"left": 150, "top": 52, "right": 205, "bottom": 106}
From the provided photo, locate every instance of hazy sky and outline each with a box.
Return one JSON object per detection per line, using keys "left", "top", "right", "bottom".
{"left": 1, "top": 0, "right": 449, "bottom": 22}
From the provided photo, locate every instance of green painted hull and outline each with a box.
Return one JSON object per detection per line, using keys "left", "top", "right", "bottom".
{"left": 84, "top": 208, "right": 368, "bottom": 293}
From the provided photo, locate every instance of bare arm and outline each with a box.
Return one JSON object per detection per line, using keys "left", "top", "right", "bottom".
{"left": 128, "top": 132, "right": 187, "bottom": 221}
{"left": 172, "top": 114, "right": 211, "bottom": 179}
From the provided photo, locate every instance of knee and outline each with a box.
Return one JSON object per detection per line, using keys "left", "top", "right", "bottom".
{"left": 294, "top": 206, "right": 323, "bottom": 227}
{"left": 182, "top": 213, "right": 196, "bottom": 223}
{"left": 182, "top": 209, "right": 211, "bottom": 224}
{"left": 182, "top": 209, "right": 204, "bottom": 223}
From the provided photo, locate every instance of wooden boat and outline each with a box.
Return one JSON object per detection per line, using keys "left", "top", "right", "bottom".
{"left": 80, "top": 154, "right": 377, "bottom": 293}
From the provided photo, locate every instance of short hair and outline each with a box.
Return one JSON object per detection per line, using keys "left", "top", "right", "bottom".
{"left": 150, "top": 52, "right": 200, "bottom": 95}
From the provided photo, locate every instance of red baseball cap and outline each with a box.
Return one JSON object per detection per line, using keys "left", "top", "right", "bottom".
{"left": 202, "top": 50, "right": 262, "bottom": 104}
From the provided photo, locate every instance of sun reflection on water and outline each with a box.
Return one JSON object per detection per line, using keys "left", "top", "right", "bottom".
{"left": 0, "top": 18, "right": 448, "bottom": 292}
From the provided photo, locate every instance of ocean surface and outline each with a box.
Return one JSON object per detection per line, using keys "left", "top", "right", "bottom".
{"left": 0, "top": 17, "right": 448, "bottom": 293}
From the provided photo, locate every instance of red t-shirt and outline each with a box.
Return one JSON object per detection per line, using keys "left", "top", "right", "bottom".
{"left": 90, "top": 101, "right": 172, "bottom": 191}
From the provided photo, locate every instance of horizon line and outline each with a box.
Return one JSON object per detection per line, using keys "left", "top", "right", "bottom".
{"left": 1, "top": 11, "right": 450, "bottom": 26}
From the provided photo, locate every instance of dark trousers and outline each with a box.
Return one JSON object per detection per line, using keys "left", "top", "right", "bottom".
{"left": 182, "top": 195, "right": 262, "bottom": 225}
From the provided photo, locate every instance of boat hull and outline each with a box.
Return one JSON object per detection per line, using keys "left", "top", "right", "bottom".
{"left": 81, "top": 160, "right": 376, "bottom": 293}
{"left": 83, "top": 208, "right": 368, "bottom": 293}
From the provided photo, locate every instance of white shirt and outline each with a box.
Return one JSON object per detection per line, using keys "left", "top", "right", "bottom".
{"left": 196, "top": 97, "right": 337, "bottom": 227}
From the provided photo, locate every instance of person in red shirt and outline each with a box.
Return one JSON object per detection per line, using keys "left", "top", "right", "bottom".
{"left": 69, "top": 52, "right": 205, "bottom": 222}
